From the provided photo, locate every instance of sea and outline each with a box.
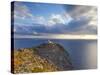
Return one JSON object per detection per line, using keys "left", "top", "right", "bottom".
{"left": 14, "top": 38, "right": 97, "bottom": 70}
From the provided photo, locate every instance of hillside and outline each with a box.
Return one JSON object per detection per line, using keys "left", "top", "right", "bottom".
{"left": 12, "top": 42, "right": 73, "bottom": 73}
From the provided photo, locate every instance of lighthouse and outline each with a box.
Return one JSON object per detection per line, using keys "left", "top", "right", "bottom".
{"left": 48, "top": 40, "right": 53, "bottom": 44}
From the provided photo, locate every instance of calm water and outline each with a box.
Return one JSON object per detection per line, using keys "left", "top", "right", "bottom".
{"left": 14, "top": 39, "right": 97, "bottom": 70}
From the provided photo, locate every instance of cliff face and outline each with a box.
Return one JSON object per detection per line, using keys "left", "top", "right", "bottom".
{"left": 36, "top": 42, "right": 73, "bottom": 70}
{"left": 13, "top": 42, "right": 73, "bottom": 73}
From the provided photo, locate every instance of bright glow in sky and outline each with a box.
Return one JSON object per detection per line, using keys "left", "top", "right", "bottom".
{"left": 14, "top": 34, "right": 97, "bottom": 40}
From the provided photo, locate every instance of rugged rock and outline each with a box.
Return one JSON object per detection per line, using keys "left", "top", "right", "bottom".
{"left": 12, "top": 42, "right": 73, "bottom": 73}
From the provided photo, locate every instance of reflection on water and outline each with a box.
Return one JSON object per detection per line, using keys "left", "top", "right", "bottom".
{"left": 14, "top": 39, "right": 97, "bottom": 70}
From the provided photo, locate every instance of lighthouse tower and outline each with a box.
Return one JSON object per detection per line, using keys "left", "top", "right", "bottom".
{"left": 48, "top": 40, "right": 53, "bottom": 44}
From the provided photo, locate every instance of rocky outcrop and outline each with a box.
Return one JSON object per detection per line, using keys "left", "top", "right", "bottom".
{"left": 13, "top": 42, "right": 73, "bottom": 73}
{"left": 36, "top": 42, "right": 73, "bottom": 70}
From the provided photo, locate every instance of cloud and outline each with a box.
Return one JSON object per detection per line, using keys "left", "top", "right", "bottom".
{"left": 32, "top": 13, "right": 73, "bottom": 27}
{"left": 46, "top": 13, "right": 73, "bottom": 27}
{"left": 32, "top": 16, "right": 46, "bottom": 25}
{"left": 14, "top": 2, "right": 33, "bottom": 20}
{"left": 13, "top": 2, "right": 45, "bottom": 26}
{"left": 49, "top": 14, "right": 66, "bottom": 24}
{"left": 67, "top": 5, "right": 97, "bottom": 26}
{"left": 33, "top": 31, "right": 38, "bottom": 34}
{"left": 13, "top": 2, "right": 73, "bottom": 27}
{"left": 63, "top": 5, "right": 97, "bottom": 34}
{"left": 13, "top": 2, "right": 97, "bottom": 35}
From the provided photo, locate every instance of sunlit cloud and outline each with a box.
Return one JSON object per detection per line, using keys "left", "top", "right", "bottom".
{"left": 46, "top": 13, "right": 73, "bottom": 26}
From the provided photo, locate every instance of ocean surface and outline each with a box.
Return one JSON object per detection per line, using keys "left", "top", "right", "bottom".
{"left": 14, "top": 38, "right": 97, "bottom": 70}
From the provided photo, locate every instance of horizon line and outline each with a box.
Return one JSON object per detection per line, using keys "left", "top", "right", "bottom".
{"left": 14, "top": 34, "right": 97, "bottom": 40}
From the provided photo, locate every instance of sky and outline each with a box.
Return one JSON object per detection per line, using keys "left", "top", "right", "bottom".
{"left": 12, "top": 1, "right": 97, "bottom": 35}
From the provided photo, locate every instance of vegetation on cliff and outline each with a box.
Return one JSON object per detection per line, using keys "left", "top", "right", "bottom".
{"left": 12, "top": 42, "right": 73, "bottom": 73}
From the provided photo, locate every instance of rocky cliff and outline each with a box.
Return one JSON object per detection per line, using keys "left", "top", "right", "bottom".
{"left": 12, "top": 42, "right": 73, "bottom": 73}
